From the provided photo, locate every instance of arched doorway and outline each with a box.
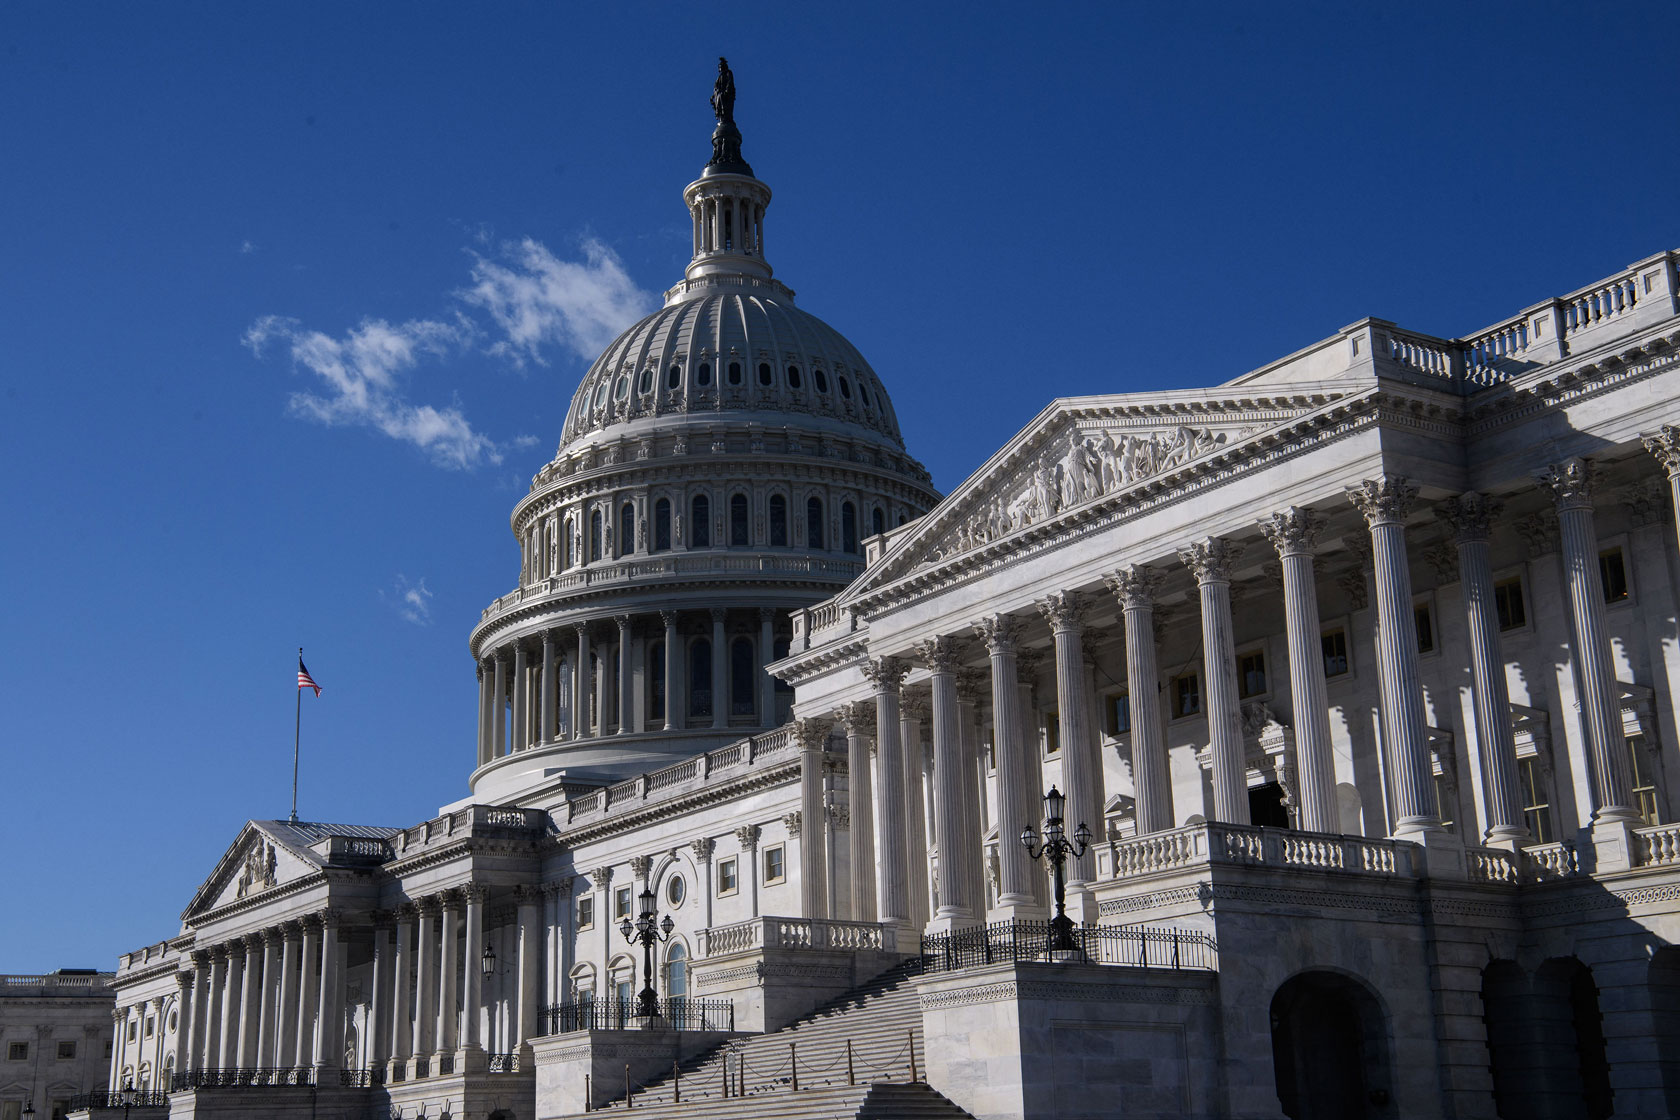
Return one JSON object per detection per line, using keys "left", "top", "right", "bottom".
{"left": 1530, "top": 957, "right": 1613, "bottom": 1120}
{"left": 1270, "top": 970, "right": 1394, "bottom": 1120}
{"left": 1653, "top": 947, "right": 1680, "bottom": 1116}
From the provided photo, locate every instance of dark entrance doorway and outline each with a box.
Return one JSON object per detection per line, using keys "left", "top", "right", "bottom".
{"left": 1270, "top": 970, "right": 1393, "bottom": 1120}
{"left": 1250, "top": 782, "right": 1290, "bottom": 828}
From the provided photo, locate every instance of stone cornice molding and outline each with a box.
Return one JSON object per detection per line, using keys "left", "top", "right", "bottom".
{"left": 1346, "top": 476, "right": 1419, "bottom": 527}
{"left": 1466, "top": 325, "right": 1680, "bottom": 432}
{"left": 1437, "top": 491, "right": 1503, "bottom": 543}
{"left": 558, "top": 756, "right": 799, "bottom": 848}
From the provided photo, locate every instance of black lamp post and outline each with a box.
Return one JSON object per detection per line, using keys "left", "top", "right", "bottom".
{"left": 621, "top": 884, "right": 674, "bottom": 1019}
{"left": 480, "top": 943, "right": 496, "bottom": 978}
{"left": 119, "top": 1079, "right": 138, "bottom": 1120}
{"left": 1019, "top": 785, "right": 1091, "bottom": 953}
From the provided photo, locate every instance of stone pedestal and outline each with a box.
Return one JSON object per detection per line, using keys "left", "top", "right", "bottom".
{"left": 531, "top": 1026, "right": 736, "bottom": 1118}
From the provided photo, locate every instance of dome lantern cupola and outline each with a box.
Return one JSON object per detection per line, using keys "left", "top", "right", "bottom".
{"left": 684, "top": 58, "right": 772, "bottom": 284}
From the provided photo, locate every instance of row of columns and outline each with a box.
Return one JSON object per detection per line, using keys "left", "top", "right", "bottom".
{"left": 836, "top": 458, "right": 1665, "bottom": 931}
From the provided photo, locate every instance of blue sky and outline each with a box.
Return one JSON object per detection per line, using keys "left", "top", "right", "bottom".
{"left": 2, "top": 3, "right": 1676, "bottom": 970}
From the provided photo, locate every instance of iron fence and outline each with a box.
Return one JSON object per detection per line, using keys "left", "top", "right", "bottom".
{"left": 170, "top": 1067, "right": 315, "bottom": 1089}
{"left": 67, "top": 1090, "right": 171, "bottom": 1109}
{"left": 546, "top": 997, "right": 735, "bottom": 1034}
{"left": 487, "top": 1051, "right": 520, "bottom": 1073}
{"left": 920, "top": 920, "right": 1216, "bottom": 974}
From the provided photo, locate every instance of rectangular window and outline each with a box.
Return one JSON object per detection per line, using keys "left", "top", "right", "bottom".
{"left": 717, "top": 857, "right": 738, "bottom": 896}
{"left": 763, "top": 844, "right": 786, "bottom": 884}
{"left": 1601, "top": 547, "right": 1629, "bottom": 603}
{"left": 1322, "top": 629, "right": 1350, "bottom": 678}
{"left": 1494, "top": 577, "right": 1526, "bottom": 631}
{"left": 1238, "top": 651, "right": 1267, "bottom": 699}
{"left": 1107, "top": 694, "right": 1130, "bottom": 736}
{"left": 56, "top": 1040, "right": 75, "bottom": 1060}
{"left": 7, "top": 1042, "right": 26, "bottom": 1061}
{"left": 576, "top": 895, "right": 595, "bottom": 930}
{"left": 1433, "top": 774, "right": 1454, "bottom": 833}
{"left": 1519, "top": 755, "right": 1552, "bottom": 843}
{"left": 614, "top": 886, "right": 632, "bottom": 922}
{"left": 1, "top": 1103, "right": 18, "bottom": 1120}
{"left": 51, "top": 1102, "right": 68, "bottom": 1120}
{"left": 104, "top": 1041, "right": 112, "bottom": 1059}
{"left": 1415, "top": 604, "right": 1435, "bottom": 654}
{"left": 144, "top": 1018, "right": 154, "bottom": 1039}
{"left": 1630, "top": 736, "right": 1661, "bottom": 827}
{"left": 1171, "top": 673, "right": 1202, "bottom": 718}
{"left": 616, "top": 979, "right": 634, "bottom": 1004}
{"left": 1043, "top": 712, "right": 1060, "bottom": 756}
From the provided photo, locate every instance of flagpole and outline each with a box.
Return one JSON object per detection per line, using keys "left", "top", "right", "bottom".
{"left": 291, "top": 646, "right": 302, "bottom": 823}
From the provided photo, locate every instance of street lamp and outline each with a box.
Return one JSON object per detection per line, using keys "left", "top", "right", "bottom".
{"left": 621, "top": 883, "right": 674, "bottom": 1019}
{"left": 480, "top": 943, "right": 496, "bottom": 978}
{"left": 1020, "top": 785, "right": 1091, "bottom": 954}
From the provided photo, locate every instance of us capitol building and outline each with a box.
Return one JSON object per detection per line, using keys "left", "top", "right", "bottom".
{"left": 86, "top": 63, "right": 1680, "bottom": 1120}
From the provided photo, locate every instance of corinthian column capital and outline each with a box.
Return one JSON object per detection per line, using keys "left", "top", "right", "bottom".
{"left": 971, "top": 614, "right": 1024, "bottom": 655}
{"left": 860, "top": 656, "right": 907, "bottom": 691}
{"left": 1177, "top": 537, "right": 1241, "bottom": 584}
{"left": 1105, "top": 564, "right": 1163, "bottom": 610}
{"left": 1346, "top": 476, "right": 1419, "bottom": 527}
{"left": 1436, "top": 491, "right": 1504, "bottom": 543}
{"left": 1034, "top": 590, "right": 1083, "bottom": 633}
{"left": 1538, "top": 457, "right": 1596, "bottom": 510}
{"left": 836, "top": 700, "right": 874, "bottom": 733}
{"left": 1644, "top": 426, "right": 1680, "bottom": 478}
{"left": 914, "top": 634, "right": 962, "bottom": 673}
{"left": 792, "top": 716, "right": 831, "bottom": 751}
{"left": 1260, "top": 506, "right": 1324, "bottom": 556}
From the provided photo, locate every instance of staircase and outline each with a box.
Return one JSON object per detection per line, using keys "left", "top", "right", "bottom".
{"left": 584, "top": 960, "right": 972, "bottom": 1119}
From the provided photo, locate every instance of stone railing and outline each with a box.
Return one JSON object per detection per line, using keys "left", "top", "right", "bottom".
{"left": 698, "top": 916, "right": 898, "bottom": 958}
{"left": 1635, "top": 823, "right": 1680, "bottom": 867}
{"left": 1521, "top": 841, "right": 1580, "bottom": 882}
{"left": 1109, "top": 823, "right": 1413, "bottom": 881}
{"left": 391, "top": 804, "right": 548, "bottom": 856}
{"left": 563, "top": 724, "right": 796, "bottom": 826}
{"left": 1466, "top": 847, "right": 1521, "bottom": 885}
{"left": 1, "top": 971, "right": 112, "bottom": 994}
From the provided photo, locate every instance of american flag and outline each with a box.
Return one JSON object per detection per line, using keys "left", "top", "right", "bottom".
{"left": 297, "top": 658, "right": 322, "bottom": 697}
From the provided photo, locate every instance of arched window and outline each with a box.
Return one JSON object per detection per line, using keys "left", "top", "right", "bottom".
{"left": 859, "top": 382, "right": 870, "bottom": 407}
{"left": 690, "top": 494, "right": 711, "bottom": 548}
{"left": 614, "top": 375, "right": 628, "bottom": 400}
{"left": 689, "top": 638, "right": 712, "bottom": 719}
{"left": 814, "top": 368, "right": 829, "bottom": 393}
{"left": 769, "top": 494, "right": 788, "bottom": 546}
{"left": 838, "top": 375, "right": 851, "bottom": 399}
{"left": 730, "top": 493, "right": 750, "bottom": 546}
{"left": 564, "top": 517, "right": 576, "bottom": 568}
{"left": 787, "top": 365, "right": 803, "bottom": 389}
{"left": 731, "top": 637, "right": 755, "bottom": 716}
{"left": 806, "top": 496, "right": 825, "bottom": 549}
{"left": 638, "top": 367, "right": 652, "bottom": 394}
{"left": 758, "top": 362, "right": 773, "bottom": 386}
{"left": 653, "top": 499, "right": 671, "bottom": 552}
{"left": 697, "top": 362, "right": 712, "bottom": 386}
{"left": 593, "top": 382, "right": 608, "bottom": 407}
{"left": 667, "top": 364, "right": 682, "bottom": 389}
{"left": 619, "top": 503, "right": 635, "bottom": 557}
{"left": 871, "top": 506, "right": 885, "bottom": 538}
{"left": 649, "top": 641, "right": 665, "bottom": 723}
{"left": 666, "top": 942, "right": 688, "bottom": 1000}
{"left": 842, "top": 501, "right": 858, "bottom": 554}
{"left": 589, "top": 510, "right": 603, "bottom": 563}
{"left": 897, "top": 512, "right": 908, "bottom": 527}
{"left": 728, "top": 361, "right": 742, "bottom": 385}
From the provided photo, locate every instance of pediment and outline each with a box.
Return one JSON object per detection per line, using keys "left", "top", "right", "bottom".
{"left": 844, "top": 385, "right": 1353, "bottom": 597}
{"left": 183, "top": 822, "right": 318, "bottom": 921}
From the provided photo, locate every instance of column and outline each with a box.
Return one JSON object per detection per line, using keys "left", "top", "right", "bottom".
{"left": 515, "top": 886, "right": 542, "bottom": 1048}
{"left": 1643, "top": 426, "right": 1680, "bottom": 555}
{"left": 955, "top": 669, "right": 989, "bottom": 914}
{"left": 236, "top": 934, "right": 261, "bottom": 1066}
{"left": 573, "top": 624, "right": 591, "bottom": 740}
{"left": 477, "top": 662, "right": 492, "bottom": 766}
{"left": 540, "top": 631, "right": 558, "bottom": 742}
{"left": 461, "top": 887, "right": 485, "bottom": 1054}
{"left": 759, "top": 608, "right": 777, "bottom": 724}
{"left": 1105, "top": 570, "right": 1171, "bottom": 835}
{"left": 1037, "top": 593, "right": 1100, "bottom": 912}
{"left": 255, "top": 930, "right": 280, "bottom": 1069}
{"left": 918, "top": 635, "right": 975, "bottom": 930}
{"left": 296, "top": 919, "right": 319, "bottom": 1069}
{"left": 976, "top": 615, "right": 1037, "bottom": 912}
{"left": 840, "top": 700, "right": 878, "bottom": 922}
{"left": 388, "top": 905, "right": 413, "bottom": 1078}
{"left": 1438, "top": 493, "right": 1527, "bottom": 846}
{"left": 1348, "top": 478, "right": 1441, "bottom": 837}
{"left": 1261, "top": 507, "right": 1341, "bottom": 834}
{"left": 366, "top": 920, "right": 390, "bottom": 1072}
{"left": 313, "top": 912, "right": 342, "bottom": 1070}
{"left": 710, "top": 608, "right": 728, "bottom": 730}
{"left": 1541, "top": 458, "right": 1640, "bottom": 824}
{"left": 271, "top": 927, "right": 298, "bottom": 1068}
{"left": 900, "top": 697, "right": 933, "bottom": 928}
{"left": 617, "top": 615, "right": 634, "bottom": 734}
{"left": 1180, "top": 539, "right": 1251, "bottom": 825}
{"left": 690, "top": 842, "right": 715, "bottom": 930}
{"left": 202, "top": 950, "right": 225, "bottom": 1070}
{"left": 736, "top": 827, "right": 761, "bottom": 918}
{"left": 492, "top": 653, "right": 508, "bottom": 758}
{"left": 794, "top": 718, "right": 829, "bottom": 918}
{"left": 217, "top": 942, "right": 243, "bottom": 1069}
{"left": 662, "top": 611, "right": 681, "bottom": 729}
{"left": 173, "top": 970, "right": 195, "bottom": 1084}
{"left": 436, "top": 893, "right": 460, "bottom": 1056}
{"left": 1014, "top": 649, "right": 1050, "bottom": 908}
{"left": 511, "top": 642, "right": 529, "bottom": 751}
{"left": 413, "top": 898, "right": 439, "bottom": 1062}
{"left": 108, "top": 1007, "right": 124, "bottom": 1089}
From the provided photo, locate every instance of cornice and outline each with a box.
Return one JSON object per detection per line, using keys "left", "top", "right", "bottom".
{"left": 185, "top": 865, "right": 326, "bottom": 927}
{"left": 1466, "top": 328, "right": 1680, "bottom": 435}
{"left": 557, "top": 757, "right": 800, "bottom": 847}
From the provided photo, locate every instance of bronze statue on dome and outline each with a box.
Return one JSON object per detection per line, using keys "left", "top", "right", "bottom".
{"left": 711, "top": 57, "right": 736, "bottom": 127}
{"left": 706, "top": 57, "right": 752, "bottom": 175}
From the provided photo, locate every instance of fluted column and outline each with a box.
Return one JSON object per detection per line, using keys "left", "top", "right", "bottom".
{"left": 492, "top": 653, "right": 508, "bottom": 758}
{"left": 217, "top": 941, "right": 243, "bottom": 1068}
{"left": 174, "top": 969, "right": 196, "bottom": 1081}
{"left": 839, "top": 700, "right": 878, "bottom": 922}
{"left": 573, "top": 624, "right": 591, "bottom": 740}
{"left": 710, "top": 608, "right": 728, "bottom": 729}
{"left": 461, "top": 887, "right": 485, "bottom": 1053}
{"left": 1541, "top": 458, "right": 1639, "bottom": 823}
{"left": 202, "top": 951, "right": 226, "bottom": 1070}
{"left": 388, "top": 905, "right": 413, "bottom": 1077}
{"left": 540, "top": 631, "right": 558, "bottom": 742}
{"left": 759, "top": 608, "right": 777, "bottom": 724}
{"left": 273, "top": 926, "right": 299, "bottom": 1068}
{"left": 899, "top": 697, "right": 932, "bottom": 929}
{"left": 918, "top": 636, "right": 976, "bottom": 929}
{"left": 511, "top": 642, "right": 529, "bottom": 751}
{"left": 661, "top": 611, "right": 681, "bottom": 729}
{"left": 255, "top": 930, "right": 281, "bottom": 1068}
{"left": 793, "top": 718, "right": 830, "bottom": 918}
{"left": 1643, "top": 426, "right": 1680, "bottom": 556}
{"left": 1261, "top": 507, "right": 1340, "bottom": 833}
{"left": 185, "top": 954, "right": 210, "bottom": 1072}
{"left": 234, "top": 934, "right": 261, "bottom": 1066}
{"left": 955, "top": 669, "right": 989, "bottom": 913}
{"left": 413, "top": 898, "right": 439, "bottom": 1062}
{"left": 1439, "top": 493, "right": 1527, "bottom": 846}
{"left": 367, "top": 920, "right": 390, "bottom": 1071}
{"left": 1180, "top": 540, "right": 1250, "bottom": 824}
{"left": 1037, "top": 593, "right": 1101, "bottom": 907}
{"left": 437, "top": 892, "right": 460, "bottom": 1055}
{"left": 1349, "top": 478, "right": 1439, "bottom": 836}
{"left": 296, "top": 920, "right": 320, "bottom": 1069}
{"left": 1014, "top": 650, "right": 1049, "bottom": 908}
{"left": 617, "top": 615, "right": 634, "bottom": 734}
{"left": 476, "top": 662, "right": 492, "bottom": 766}
{"left": 974, "top": 615, "right": 1036, "bottom": 912}
{"left": 1106, "top": 570, "right": 1173, "bottom": 834}
{"left": 868, "top": 659, "right": 912, "bottom": 930}
{"left": 313, "top": 912, "right": 342, "bottom": 1070}
{"left": 515, "top": 886, "right": 542, "bottom": 1047}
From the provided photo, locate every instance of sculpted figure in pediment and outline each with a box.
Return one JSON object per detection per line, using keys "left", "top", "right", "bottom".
{"left": 235, "top": 839, "right": 277, "bottom": 899}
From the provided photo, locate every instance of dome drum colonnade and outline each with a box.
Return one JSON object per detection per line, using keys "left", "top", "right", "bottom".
{"left": 786, "top": 448, "right": 1680, "bottom": 935}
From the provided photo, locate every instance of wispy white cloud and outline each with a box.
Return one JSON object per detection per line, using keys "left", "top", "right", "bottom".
{"left": 460, "top": 237, "right": 657, "bottom": 367}
{"left": 380, "top": 574, "right": 434, "bottom": 626}
{"left": 239, "top": 239, "right": 257, "bottom": 255}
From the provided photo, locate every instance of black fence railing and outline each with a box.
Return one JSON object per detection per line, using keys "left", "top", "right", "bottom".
{"left": 487, "top": 1051, "right": 520, "bottom": 1073}
{"left": 546, "top": 997, "right": 735, "bottom": 1034}
{"left": 67, "top": 1091, "right": 171, "bottom": 1110}
{"left": 920, "top": 920, "right": 1217, "bottom": 974}
{"left": 168, "top": 1067, "right": 381, "bottom": 1090}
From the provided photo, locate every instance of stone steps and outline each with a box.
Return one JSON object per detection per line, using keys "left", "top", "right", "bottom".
{"left": 589, "top": 1080, "right": 973, "bottom": 1120}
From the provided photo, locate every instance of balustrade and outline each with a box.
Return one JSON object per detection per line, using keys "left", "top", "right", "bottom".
{"left": 1636, "top": 823, "right": 1680, "bottom": 867}
{"left": 1521, "top": 841, "right": 1580, "bottom": 881}
{"left": 698, "top": 916, "right": 893, "bottom": 957}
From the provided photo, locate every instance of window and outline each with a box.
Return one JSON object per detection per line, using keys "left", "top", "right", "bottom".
{"left": 786, "top": 365, "right": 802, "bottom": 389}
{"left": 838, "top": 375, "right": 851, "bottom": 399}
{"left": 593, "top": 381, "right": 608, "bottom": 407}
{"left": 758, "top": 362, "right": 773, "bottom": 386}
{"left": 806, "top": 497, "right": 825, "bottom": 548}
{"left": 619, "top": 502, "right": 635, "bottom": 558}
{"left": 1238, "top": 651, "right": 1267, "bottom": 699}
{"left": 1415, "top": 603, "right": 1435, "bottom": 654}
{"left": 666, "top": 943, "right": 688, "bottom": 998}
{"left": 697, "top": 362, "right": 712, "bottom": 386}
{"left": 144, "top": 1017, "right": 154, "bottom": 1038}
{"left": 871, "top": 507, "right": 885, "bottom": 538}
{"left": 616, "top": 978, "right": 634, "bottom": 1005}
{"left": 1630, "top": 736, "right": 1662, "bottom": 826}
{"left": 763, "top": 844, "right": 786, "bottom": 884}
{"left": 1434, "top": 774, "right": 1455, "bottom": 833}
{"left": 814, "top": 368, "right": 829, "bottom": 393}
{"left": 1494, "top": 577, "right": 1526, "bottom": 630}
{"left": 689, "top": 638, "right": 712, "bottom": 718}
{"left": 654, "top": 498, "right": 672, "bottom": 552}
{"left": 731, "top": 637, "right": 755, "bottom": 716}
{"left": 667, "top": 364, "right": 681, "bottom": 389}
{"left": 1107, "top": 694, "right": 1130, "bottom": 736}
{"left": 638, "top": 367, "right": 652, "bottom": 394}
{"left": 1601, "top": 547, "right": 1629, "bottom": 603}
{"left": 1171, "top": 673, "right": 1202, "bottom": 718}
{"left": 614, "top": 886, "right": 632, "bottom": 922}
{"left": 728, "top": 360, "right": 742, "bottom": 385}
{"left": 665, "top": 874, "right": 686, "bottom": 908}
{"left": 127, "top": 1020, "right": 137, "bottom": 1042}
{"left": 1519, "top": 755, "right": 1552, "bottom": 842}
{"left": 589, "top": 509, "right": 603, "bottom": 563}
{"left": 56, "top": 1040, "right": 75, "bottom": 1060}
{"left": 2, "top": 1103, "right": 20, "bottom": 1120}
{"left": 1322, "top": 629, "right": 1350, "bottom": 678}
{"left": 564, "top": 516, "right": 576, "bottom": 568}
{"left": 1043, "top": 711, "right": 1060, "bottom": 755}
{"left": 103, "top": 1040, "right": 112, "bottom": 1059}
{"left": 650, "top": 642, "right": 666, "bottom": 722}
{"left": 769, "top": 494, "right": 788, "bottom": 546}
{"left": 842, "top": 502, "right": 858, "bottom": 553}
{"left": 8, "top": 1042, "right": 27, "bottom": 1060}
{"left": 577, "top": 895, "right": 595, "bottom": 930}
{"left": 614, "top": 374, "right": 628, "bottom": 400}
{"left": 718, "top": 857, "right": 738, "bottom": 895}
{"left": 690, "top": 494, "right": 711, "bottom": 547}
{"left": 730, "top": 493, "right": 750, "bottom": 546}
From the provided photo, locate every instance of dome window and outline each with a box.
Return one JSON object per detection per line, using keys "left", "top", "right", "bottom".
{"left": 859, "top": 383, "right": 871, "bottom": 407}
{"left": 619, "top": 502, "right": 635, "bottom": 557}
{"left": 667, "top": 365, "right": 682, "bottom": 390}
{"left": 653, "top": 499, "right": 672, "bottom": 552}
{"left": 769, "top": 494, "right": 788, "bottom": 546}
{"left": 838, "top": 376, "right": 851, "bottom": 400}
{"left": 806, "top": 496, "right": 824, "bottom": 549}
{"left": 730, "top": 493, "right": 750, "bottom": 546}
{"left": 689, "top": 638, "right": 712, "bottom": 719}
{"left": 814, "top": 369, "right": 829, "bottom": 394}
{"left": 842, "top": 502, "right": 858, "bottom": 554}
{"left": 730, "top": 637, "right": 755, "bottom": 715}
{"left": 698, "top": 362, "right": 712, "bottom": 386}
{"left": 690, "top": 494, "right": 711, "bottom": 548}
{"left": 787, "top": 365, "right": 802, "bottom": 389}
{"left": 638, "top": 368, "right": 653, "bottom": 395}
{"left": 758, "top": 362, "right": 773, "bottom": 386}
{"left": 594, "top": 382, "right": 608, "bottom": 407}
{"left": 589, "top": 510, "right": 604, "bottom": 563}
{"left": 728, "top": 361, "right": 743, "bottom": 385}
{"left": 614, "top": 375, "right": 629, "bottom": 401}
{"left": 871, "top": 507, "right": 885, "bottom": 538}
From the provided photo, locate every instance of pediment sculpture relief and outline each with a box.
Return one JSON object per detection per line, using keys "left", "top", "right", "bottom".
{"left": 235, "top": 838, "right": 278, "bottom": 899}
